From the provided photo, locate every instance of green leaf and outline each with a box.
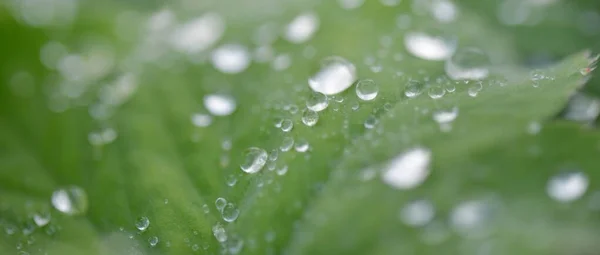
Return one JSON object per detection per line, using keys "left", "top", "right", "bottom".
{"left": 0, "top": 1, "right": 599, "bottom": 255}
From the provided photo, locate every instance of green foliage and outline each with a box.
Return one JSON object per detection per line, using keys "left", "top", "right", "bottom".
{"left": 0, "top": 0, "right": 599, "bottom": 254}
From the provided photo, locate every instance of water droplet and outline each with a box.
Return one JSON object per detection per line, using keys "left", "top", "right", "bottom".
{"left": 191, "top": 113, "right": 212, "bottom": 127}
{"left": 277, "top": 165, "right": 289, "bottom": 176}
{"left": 280, "top": 119, "right": 294, "bottom": 132}
{"left": 449, "top": 200, "right": 490, "bottom": 234}
{"left": 240, "top": 147, "right": 268, "bottom": 174}
{"left": 212, "top": 222, "right": 227, "bottom": 242}
{"left": 381, "top": 147, "right": 432, "bottom": 190}
{"left": 211, "top": 44, "right": 250, "bottom": 74}
{"left": 404, "top": 80, "right": 425, "bottom": 98}
{"left": 400, "top": 199, "right": 435, "bottom": 227}
{"left": 271, "top": 54, "right": 292, "bottom": 71}
{"left": 226, "top": 175, "right": 238, "bottom": 187}
{"left": 280, "top": 137, "right": 294, "bottom": 152}
{"left": 404, "top": 31, "right": 457, "bottom": 61}
{"left": 204, "top": 94, "right": 237, "bottom": 116}
{"left": 467, "top": 82, "right": 483, "bottom": 97}
{"left": 51, "top": 186, "right": 88, "bottom": 216}
{"left": 338, "top": 0, "right": 365, "bottom": 10}
{"left": 563, "top": 94, "right": 600, "bottom": 122}
{"left": 527, "top": 121, "right": 542, "bottom": 135}
{"left": 427, "top": 84, "right": 446, "bottom": 99}
{"left": 226, "top": 235, "right": 245, "bottom": 254}
{"left": 222, "top": 203, "right": 240, "bottom": 222}
{"left": 432, "top": 0, "right": 458, "bottom": 23}
{"left": 203, "top": 204, "right": 210, "bottom": 214}
{"left": 302, "top": 110, "right": 319, "bottom": 127}
{"left": 215, "top": 197, "right": 227, "bottom": 212}
{"left": 308, "top": 56, "right": 357, "bottom": 95}
{"left": 364, "top": 115, "right": 378, "bottom": 129}
{"left": 294, "top": 139, "right": 310, "bottom": 152}
{"left": 268, "top": 149, "right": 279, "bottom": 161}
{"left": 306, "top": 92, "right": 329, "bottom": 112}
{"left": 33, "top": 211, "right": 51, "bottom": 227}
{"left": 445, "top": 47, "right": 490, "bottom": 80}
{"left": 547, "top": 171, "right": 589, "bottom": 203}
{"left": 135, "top": 216, "right": 150, "bottom": 231}
{"left": 284, "top": 12, "right": 319, "bottom": 44}
{"left": 355, "top": 79, "right": 379, "bottom": 101}
{"left": 149, "top": 236, "right": 159, "bottom": 247}
{"left": 170, "top": 13, "right": 225, "bottom": 54}
{"left": 433, "top": 107, "right": 458, "bottom": 124}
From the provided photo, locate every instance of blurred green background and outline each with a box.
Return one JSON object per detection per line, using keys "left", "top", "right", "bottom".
{"left": 1, "top": 0, "right": 599, "bottom": 254}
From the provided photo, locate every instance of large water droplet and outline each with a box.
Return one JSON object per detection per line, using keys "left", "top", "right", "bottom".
{"left": 294, "top": 139, "right": 310, "bottom": 152}
{"left": 149, "top": 236, "right": 159, "bottom": 247}
{"left": 302, "top": 110, "right": 319, "bottom": 127}
{"left": 445, "top": 47, "right": 490, "bottom": 80}
{"left": 204, "top": 94, "right": 237, "bottom": 116}
{"left": 135, "top": 216, "right": 150, "bottom": 231}
{"left": 284, "top": 12, "right": 319, "bottom": 44}
{"left": 281, "top": 119, "right": 294, "bottom": 132}
{"left": 547, "top": 171, "right": 589, "bottom": 203}
{"left": 240, "top": 148, "right": 268, "bottom": 174}
{"left": 211, "top": 44, "right": 250, "bottom": 74}
{"left": 400, "top": 199, "right": 435, "bottom": 227}
{"left": 355, "top": 79, "right": 379, "bottom": 101}
{"left": 308, "top": 57, "right": 357, "bottom": 95}
{"left": 280, "top": 137, "right": 294, "bottom": 152}
{"left": 222, "top": 203, "right": 240, "bottom": 222}
{"left": 306, "top": 92, "right": 329, "bottom": 112}
{"left": 381, "top": 147, "right": 432, "bottom": 190}
{"left": 404, "top": 31, "right": 456, "bottom": 61}
{"left": 215, "top": 197, "right": 227, "bottom": 212}
{"left": 51, "top": 186, "right": 88, "bottom": 216}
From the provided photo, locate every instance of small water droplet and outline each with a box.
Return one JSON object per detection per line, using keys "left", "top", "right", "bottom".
{"left": 527, "top": 121, "right": 542, "bottom": 135}
{"left": 51, "top": 186, "right": 88, "bottom": 216}
{"left": 547, "top": 171, "right": 589, "bottom": 203}
{"left": 306, "top": 92, "right": 329, "bottom": 112}
{"left": 449, "top": 200, "right": 490, "bottom": 235}
{"left": 355, "top": 79, "right": 379, "bottom": 101}
{"left": 280, "top": 137, "right": 295, "bottom": 152}
{"left": 294, "top": 139, "right": 309, "bottom": 152}
{"left": 215, "top": 197, "right": 227, "bottom": 212}
{"left": 400, "top": 199, "right": 435, "bottom": 227}
{"left": 149, "top": 236, "right": 159, "bottom": 247}
{"left": 338, "top": 0, "right": 365, "bottom": 9}
{"left": 364, "top": 115, "right": 378, "bottom": 129}
{"left": 202, "top": 204, "right": 210, "bottom": 214}
{"left": 381, "top": 147, "right": 432, "bottom": 190}
{"left": 268, "top": 149, "right": 279, "bottom": 161}
{"left": 281, "top": 119, "right": 294, "bottom": 132}
{"left": 308, "top": 56, "right": 357, "bottom": 95}
{"left": 222, "top": 203, "right": 240, "bottom": 222}
{"left": 226, "top": 175, "right": 238, "bottom": 187}
{"left": 433, "top": 107, "right": 458, "bottom": 124}
{"left": 302, "top": 110, "right": 319, "bottom": 127}
{"left": 284, "top": 12, "right": 319, "bottom": 44}
{"left": 240, "top": 147, "right": 268, "bottom": 174}
{"left": 33, "top": 211, "right": 51, "bottom": 227}
{"left": 427, "top": 84, "right": 446, "bottom": 99}
{"left": 467, "top": 82, "right": 483, "bottom": 97}
{"left": 135, "top": 216, "right": 150, "bottom": 232}
{"left": 191, "top": 113, "right": 212, "bottom": 127}
{"left": 404, "top": 31, "right": 457, "bottom": 61}
{"left": 445, "top": 47, "right": 490, "bottom": 80}
{"left": 211, "top": 44, "right": 250, "bottom": 74}
{"left": 277, "top": 165, "right": 289, "bottom": 176}
{"left": 212, "top": 222, "right": 227, "bottom": 242}
{"left": 204, "top": 94, "right": 237, "bottom": 116}
{"left": 404, "top": 80, "right": 425, "bottom": 98}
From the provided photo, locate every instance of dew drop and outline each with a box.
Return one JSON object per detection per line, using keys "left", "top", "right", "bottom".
{"left": 381, "top": 147, "right": 432, "bottom": 190}
{"left": 203, "top": 204, "right": 210, "bottom": 214}
{"left": 404, "top": 80, "right": 425, "bottom": 98}
{"left": 240, "top": 147, "right": 268, "bottom": 174}
{"left": 427, "top": 84, "right": 446, "bottom": 99}
{"left": 33, "top": 211, "right": 51, "bottom": 227}
{"left": 404, "top": 31, "right": 457, "bottom": 61}
{"left": 432, "top": 0, "right": 458, "bottom": 23}
{"left": 222, "top": 203, "right": 240, "bottom": 222}
{"left": 277, "top": 165, "right": 289, "bottom": 176}
{"left": 294, "top": 139, "right": 310, "bottom": 152}
{"left": 547, "top": 171, "right": 589, "bottom": 203}
{"left": 212, "top": 222, "right": 227, "bottom": 242}
{"left": 467, "top": 82, "right": 483, "bottom": 97}
{"left": 306, "top": 92, "right": 329, "bottom": 112}
{"left": 281, "top": 119, "right": 294, "bottom": 132}
{"left": 280, "top": 137, "right": 295, "bottom": 152}
{"left": 51, "top": 186, "right": 88, "bottom": 216}
{"left": 191, "top": 113, "right": 212, "bottom": 127}
{"left": 355, "top": 79, "right": 379, "bottom": 101}
{"left": 433, "top": 107, "right": 458, "bottom": 124}
{"left": 445, "top": 47, "right": 490, "bottom": 80}
{"left": 449, "top": 200, "right": 489, "bottom": 234}
{"left": 284, "top": 12, "right": 319, "bottom": 44}
{"left": 211, "top": 44, "right": 250, "bottom": 74}
{"left": 149, "top": 236, "right": 159, "bottom": 247}
{"left": 135, "top": 216, "right": 150, "bottom": 232}
{"left": 400, "top": 199, "right": 435, "bottom": 227}
{"left": 170, "top": 13, "right": 225, "bottom": 54}
{"left": 204, "top": 94, "right": 237, "bottom": 116}
{"left": 308, "top": 56, "right": 357, "bottom": 95}
{"left": 215, "top": 197, "right": 227, "bottom": 212}
{"left": 302, "top": 110, "right": 319, "bottom": 127}
{"left": 226, "top": 175, "right": 238, "bottom": 187}
{"left": 364, "top": 115, "right": 378, "bottom": 129}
